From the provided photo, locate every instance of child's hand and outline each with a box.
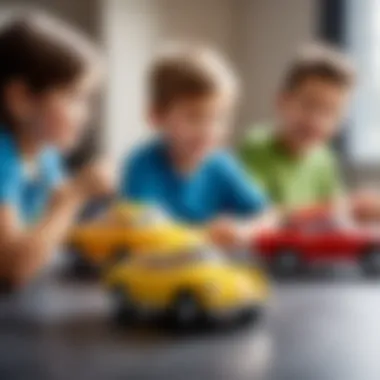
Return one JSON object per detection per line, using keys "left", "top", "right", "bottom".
{"left": 350, "top": 188, "right": 380, "bottom": 223}
{"left": 73, "top": 159, "right": 116, "bottom": 199}
{"left": 207, "top": 211, "right": 279, "bottom": 249}
{"left": 207, "top": 217, "right": 248, "bottom": 249}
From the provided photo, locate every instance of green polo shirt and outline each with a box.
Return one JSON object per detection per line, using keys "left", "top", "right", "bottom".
{"left": 236, "top": 125, "right": 342, "bottom": 209}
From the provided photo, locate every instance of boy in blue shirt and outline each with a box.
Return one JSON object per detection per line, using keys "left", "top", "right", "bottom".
{"left": 121, "top": 46, "right": 270, "bottom": 247}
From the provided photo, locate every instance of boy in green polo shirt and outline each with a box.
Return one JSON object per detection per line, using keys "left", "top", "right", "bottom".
{"left": 238, "top": 44, "right": 355, "bottom": 210}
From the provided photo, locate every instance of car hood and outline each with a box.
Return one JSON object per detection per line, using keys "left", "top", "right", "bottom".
{"left": 183, "top": 263, "right": 267, "bottom": 290}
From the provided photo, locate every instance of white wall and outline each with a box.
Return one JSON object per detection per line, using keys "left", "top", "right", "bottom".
{"left": 0, "top": 0, "right": 99, "bottom": 37}
{"left": 103, "top": 0, "right": 157, "bottom": 162}
{"left": 103, "top": 0, "right": 317, "bottom": 161}
{"left": 103, "top": 0, "right": 237, "bottom": 162}
{"left": 236, "top": 0, "right": 317, "bottom": 132}
{"left": 0, "top": 0, "right": 318, "bottom": 162}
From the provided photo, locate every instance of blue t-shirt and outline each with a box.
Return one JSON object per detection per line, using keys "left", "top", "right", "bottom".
{"left": 0, "top": 132, "right": 64, "bottom": 223}
{"left": 120, "top": 140, "right": 268, "bottom": 224}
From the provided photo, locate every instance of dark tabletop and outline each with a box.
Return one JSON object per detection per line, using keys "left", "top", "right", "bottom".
{"left": 0, "top": 269, "right": 380, "bottom": 380}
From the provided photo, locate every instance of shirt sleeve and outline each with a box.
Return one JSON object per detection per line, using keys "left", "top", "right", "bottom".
{"left": 218, "top": 153, "right": 269, "bottom": 216}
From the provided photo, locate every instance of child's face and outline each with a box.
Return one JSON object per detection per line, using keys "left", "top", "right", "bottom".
{"left": 277, "top": 77, "right": 350, "bottom": 152}
{"left": 34, "top": 74, "right": 98, "bottom": 151}
{"left": 152, "top": 94, "right": 233, "bottom": 163}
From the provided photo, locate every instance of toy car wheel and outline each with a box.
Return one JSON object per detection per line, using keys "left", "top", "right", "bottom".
{"left": 360, "top": 246, "right": 380, "bottom": 276}
{"left": 272, "top": 248, "right": 303, "bottom": 277}
{"left": 239, "top": 305, "right": 263, "bottom": 325}
{"left": 66, "top": 244, "right": 96, "bottom": 276}
{"left": 110, "top": 286, "right": 136, "bottom": 323}
{"left": 169, "top": 291, "right": 203, "bottom": 328}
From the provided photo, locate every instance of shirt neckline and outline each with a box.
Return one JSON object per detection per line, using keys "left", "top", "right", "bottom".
{"left": 156, "top": 138, "right": 211, "bottom": 181}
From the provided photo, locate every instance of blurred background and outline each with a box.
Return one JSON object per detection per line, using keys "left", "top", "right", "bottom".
{"left": 3, "top": 0, "right": 378, "bottom": 183}
{"left": 1, "top": 1, "right": 380, "bottom": 380}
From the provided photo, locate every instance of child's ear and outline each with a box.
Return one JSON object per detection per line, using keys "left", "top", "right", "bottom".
{"left": 4, "top": 80, "right": 34, "bottom": 124}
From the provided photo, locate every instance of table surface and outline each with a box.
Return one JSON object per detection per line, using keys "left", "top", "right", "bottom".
{"left": 1, "top": 272, "right": 380, "bottom": 380}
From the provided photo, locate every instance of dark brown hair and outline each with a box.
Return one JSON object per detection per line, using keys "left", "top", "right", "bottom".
{"left": 282, "top": 43, "right": 355, "bottom": 92}
{"left": 148, "top": 44, "right": 238, "bottom": 110}
{"left": 0, "top": 11, "right": 100, "bottom": 123}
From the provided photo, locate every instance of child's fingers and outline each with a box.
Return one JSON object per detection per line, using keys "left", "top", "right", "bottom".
{"left": 207, "top": 219, "right": 241, "bottom": 248}
{"left": 74, "top": 158, "right": 117, "bottom": 198}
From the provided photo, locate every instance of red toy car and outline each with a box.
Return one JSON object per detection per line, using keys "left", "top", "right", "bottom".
{"left": 253, "top": 207, "right": 380, "bottom": 276}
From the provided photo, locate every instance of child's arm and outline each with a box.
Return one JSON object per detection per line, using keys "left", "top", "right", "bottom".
{"left": 207, "top": 153, "right": 275, "bottom": 248}
{"left": 207, "top": 209, "right": 279, "bottom": 249}
{"left": 343, "top": 188, "right": 380, "bottom": 223}
{"left": 219, "top": 153, "right": 269, "bottom": 216}
{"left": 0, "top": 161, "right": 115, "bottom": 287}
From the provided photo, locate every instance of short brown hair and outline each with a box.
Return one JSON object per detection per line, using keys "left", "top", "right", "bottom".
{"left": 282, "top": 43, "right": 355, "bottom": 91}
{"left": 0, "top": 11, "right": 100, "bottom": 121}
{"left": 148, "top": 45, "right": 238, "bottom": 110}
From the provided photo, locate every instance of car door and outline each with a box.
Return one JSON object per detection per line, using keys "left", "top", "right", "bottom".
{"left": 134, "top": 257, "right": 176, "bottom": 309}
{"left": 307, "top": 222, "right": 354, "bottom": 262}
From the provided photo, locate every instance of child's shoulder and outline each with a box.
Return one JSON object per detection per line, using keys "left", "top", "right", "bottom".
{"left": 0, "top": 133, "right": 24, "bottom": 184}
{"left": 0, "top": 131, "right": 17, "bottom": 154}
{"left": 123, "top": 139, "right": 163, "bottom": 170}
{"left": 0, "top": 132, "right": 20, "bottom": 167}
{"left": 237, "top": 123, "right": 275, "bottom": 160}
{"left": 206, "top": 150, "right": 245, "bottom": 178}
{"left": 243, "top": 123, "right": 274, "bottom": 146}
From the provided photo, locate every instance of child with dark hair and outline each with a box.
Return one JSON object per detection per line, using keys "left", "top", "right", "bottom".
{"left": 0, "top": 12, "right": 114, "bottom": 287}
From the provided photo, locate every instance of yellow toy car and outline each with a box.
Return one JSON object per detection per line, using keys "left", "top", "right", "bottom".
{"left": 67, "top": 203, "right": 203, "bottom": 271}
{"left": 105, "top": 244, "right": 268, "bottom": 327}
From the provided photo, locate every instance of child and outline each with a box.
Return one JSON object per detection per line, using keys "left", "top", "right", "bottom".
{"left": 120, "top": 45, "right": 270, "bottom": 247}
{"left": 238, "top": 44, "right": 355, "bottom": 210}
{"left": 0, "top": 13, "right": 114, "bottom": 287}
